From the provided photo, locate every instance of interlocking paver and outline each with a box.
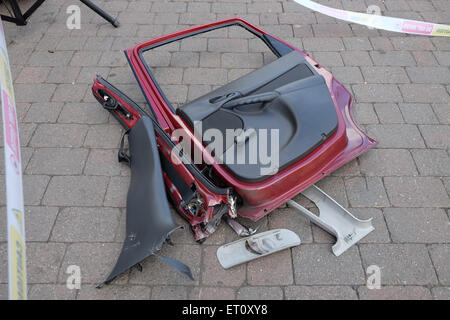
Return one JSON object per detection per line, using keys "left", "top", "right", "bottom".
{"left": 43, "top": 175, "right": 109, "bottom": 206}
{"left": 26, "top": 147, "right": 88, "bottom": 175}
{"left": 384, "top": 208, "right": 450, "bottom": 243}
{"left": 292, "top": 245, "right": 365, "bottom": 285}
{"left": 384, "top": 177, "right": 449, "bottom": 207}
{"left": 51, "top": 207, "right": 121, "bottom": 242}
{"left": 429, "top": 245, "right": 450, "bottom": 285}
{"left": 1, "top": 0, "right": 448, "bottom": 300}
{"left": 360, "top": 244, "right": 438, "bottom": 285}
{"left": 411, "top": 149, "right": 450, "bottom": 176}
{"left": 359, "top": 149, "right": 417, "bottom": 176}
{"left": 399, "top": 103, "right": 439, "bottom": 124}
{"left": 358, "top": 286, "right": 432, "bottom": 300}
{"left": 28, "top": 284, "right": 76, "bottom": 300}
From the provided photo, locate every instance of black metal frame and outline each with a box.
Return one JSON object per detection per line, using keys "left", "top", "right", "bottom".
{"left": 0, "top": 0, "right": 119, "bottom": 27}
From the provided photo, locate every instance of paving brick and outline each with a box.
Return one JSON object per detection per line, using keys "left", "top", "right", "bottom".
{"left": 154, "top": 13, "right": 180, "bottom": 25}
{"left": 373, "top": 103, "right": 405, "bottom": 123}
{"left": 23, "top": 102, "right": 64, "bottom": 123}
{"left": 353, "top": 84, "right": 403, "bottom": 103}
{"left": 201, "top": 245, "right": 246, "bottom": 287}
{"left": 292, "top": 24, "right": 314, "bottom": 37}
{"left": 30, "top": 124, "right": 88, "bottom": 147}
{"left": 43, "top": 176, "right": 109, "bottom": 206}
{"left": 292, "top": 245, "right": 365, "bottom": 285}
{"left": 247, "top": 2, "right": 282, "bottom": 13}
{"left": 385, "top": 176, "right": 450, "bottom": 207}
{"left": 129, "top": 244, "right": 201, "bottom": 286}
{"left": 359, "top": 149, "right": 417, "bottom": 176}
{"left": 391, "top": 37, "right": 435, "bottom": 51}
{"left": 432, "top": 104, "right": 450, "bottom": 124}
{"left": 412, "top": 51, "right": 439, "bottom": 66}
{"left": 285, "top": 286, "right": 358, "bottom": 300}
{"left": 330, "top": 66, "right": 364, "bottom": 84}
{"left": 360, "top": 244, "right": 438, "bottom": 285}
{"left": 152, "top": 67, "right": 183, "bottom": 84}
{"left": 27, "top": 242, "right": 66, "bottom": 284}
{"left": 51, "top": 207, "right": 120, "bottom": 242}
{"left": 358, "top": 286, "right": 432, "bottom": 300}
{"left": 345, "top": 176, "right": 390, "bottom": 207}
{"left": 179, "top": 13, "right": 217, "bottom": 25}
{"left": 399, "top": 103, "right": 439, "bottom": 124}
{"left": 26, "top": 148, "right": 87, "bottom": 175}
{"left": 52, "top": 84, "right": 87, "bottom": 103}
{"left": 212, "top": 2, "right": 246, "bottom": 13}
{"left": 77, "top": 66, "right": 111, "bottom": 83}
{"left": 28, "top": 284, "right": 76, "bottom": 300}
{"left": 15, "top": 66, "right": 51, "bottom": 84}
{"left": 56, "top": 36, "right": 87, "bottom": 51}
{"left": 342, "top": 37, "right": 372, "bottom": 51}
{"left": 46, "top": 66, "right": 81, "bottom": 84}
{"left": 369, "top": 37, "right": 394, "bottom": 51}
{"left": 432, "top": 286, "right": 450, "bottom": 300}
{"left": 361, "top": 67, "right": 410, "bottom": 84}
{"left": 412, "top": 149, "right": 450, "bottom": 176}
{"left": 370, "top": 51, "right": 416, "bottom": 66}
{"left": 313, "top": 24, "right": 353, "bottom": 37}
{"left": 302, "top": 38, "right": 345, "bottom": 51}
{"left": 419, "top": 125, "right": 450, "bottom": 149}
{"left": 103, "top": 176, "right": 129, "bottom": 207}
{"left": 247, "top": 249, "right": 293, "bottom": 286}
{"left": 208, "top": 38, "right": 248, "bottom": 53}
{"left": 433, "top": 51, "right": 450, "bottom": 66}
{"left": 429, "top": 245, "right": 450, "bottom": 285}
{"left": 99, "top": 51, "right": 128, "bottom": 67}
{"left": 189, "top": 286, "right": 235, "bottom": 300}
{"left": 58, "top": 102, "right": 109, "bottom": 125}
{"left": 341, "top": 51, "right": 373, "bottom": 66}
{"left": 59, "top": 243, "right": 126, "bottom": 285}
{"left": 311, "top": 51, "right": 343, "bottom": 67}
{"left": 78, "top": 285, "right": 150, "bottom": 300}
{"left": 21, "top": 175, "right": 50, "bottom": 205}
{"left": 278, "top": 12, "right": 316, "bottom": 25}
{"left": 221, "top": 53, "right": 263, "bottom": 69}
{"left": 14, "top": 84, "right": 56, "bottom": 103}
{"left": 170, "top": 52, "right": 199, "bottom": 68}
{"left": 385, "top": 208, "right": 450, "bottom": 243}
{"left": 352, "top": 103, "right": 379, "bottom": 124}
{"left": 183, "top": 68, "right": 227, "bottom": 85}
{"left": 236, "top": 286, "right": 283, "bottom": 300}
{"left": 28, "top": 51, "right": 73, "bottom": 67}
{"left": 84, "top": 124, "right": 123, "bottom": 148}
{"left": 84, "top": 149, "right": 121, "bottom": 176}
{"left": 69, "top": 51, "right": 103, "bottom": 67}
{"left": 407, "top": 67, "right": 450, "bottom": 84}
{"left": 150, "top": 286, "right": 188, "bottom": 300}
{"left": 0, "top": 206, "right": 58, "bottom": 242}
{"left": 400, "top": 84, "right": 450, "bottom": 104}
{"left": 366, "top": 124, "right": 425, "bottom": 148}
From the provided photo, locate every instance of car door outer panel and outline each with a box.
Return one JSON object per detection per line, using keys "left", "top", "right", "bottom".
{"left": 123, "top": 18, "right": 377, "bottom": 221}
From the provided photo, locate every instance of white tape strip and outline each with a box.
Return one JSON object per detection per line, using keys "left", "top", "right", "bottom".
{"left": 0, "top": 19, "right": 27, "bottom": 300}
{"left": 293, "top": 0, "right": 450, "bottom": 37}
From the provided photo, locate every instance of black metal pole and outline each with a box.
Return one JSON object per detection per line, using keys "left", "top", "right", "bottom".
{"left": 79, "top": 0, "right": 119, "bottom": 28}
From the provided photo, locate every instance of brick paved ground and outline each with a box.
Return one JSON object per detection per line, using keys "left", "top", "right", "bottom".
{"left": 0, "top": 0, "right": 449, "bottom": 300}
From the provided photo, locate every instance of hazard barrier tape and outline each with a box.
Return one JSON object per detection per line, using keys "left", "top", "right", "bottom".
{"left": 0, "top": 19, "right": 27, "bottom": 300}
{"left": 293, "top": 0, "right": 450, "bottom": 37}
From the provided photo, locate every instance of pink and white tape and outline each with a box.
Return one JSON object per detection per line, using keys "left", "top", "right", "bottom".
{"left": 293, "top": 0, "right": 450, "bottom": 37}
